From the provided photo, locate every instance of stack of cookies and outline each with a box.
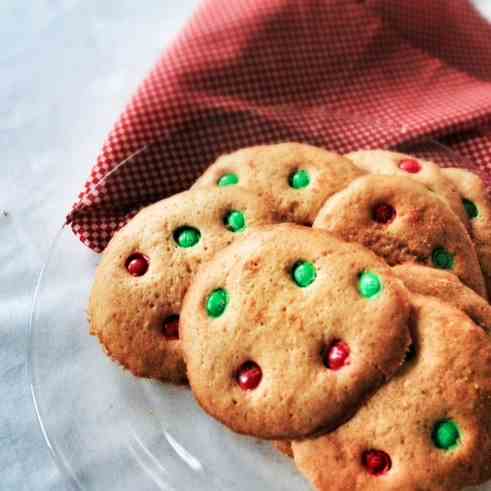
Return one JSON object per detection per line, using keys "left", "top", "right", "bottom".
{"left": 88, "top": 143, "right": 491, "bottom": 491}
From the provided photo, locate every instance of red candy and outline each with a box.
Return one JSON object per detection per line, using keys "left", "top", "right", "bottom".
{"left": 362, "top": 449, "right": 392, "bottom": 476}
{"left": 126, "top": 253, "right": 149, "bottom": 276}
{"left": 162, "top": 315, "right": 179, "bottom": 340}
{"left": 372, "top": 203, "right": 396, "bottom": 224}
{"left": 399, "top": 159, "right": 421, "bottom": 173}
{"left": 237, "top": 362, "right": 262, "bottom": 390}
{"left": 324, "top": 340, "right": 350, "bottom": 370}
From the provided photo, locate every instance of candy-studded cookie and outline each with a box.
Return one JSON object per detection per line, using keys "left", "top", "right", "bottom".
{"left": 346, "top": 150, "right": 469, "bottom": 227}
{"left": 393, "top": 264, "right": 491, "bottom": 332}
{"left": 181, "top": 224, "right": 411, "bottom": 439}
{"left": 88, "top": 187, "right": 276, "bottom": 383}
{"left": 292, "top": 295, "right": 491, "bottom": 491}
{"left": 193, "top": 143, "right": 364, "bottom": 224}
{"left": 443, "top": 168, "right": 491, "bottom": 295}
{"left": 313, "top": 175, "right": 486, "bottom": 297}
{"left": 274, "top": 265, "right": 491, "bottom": 460}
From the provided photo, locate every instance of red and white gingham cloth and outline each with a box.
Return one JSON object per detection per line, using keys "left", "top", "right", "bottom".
{"left": 67, "top": 0, "right": 491, "bottom": 252}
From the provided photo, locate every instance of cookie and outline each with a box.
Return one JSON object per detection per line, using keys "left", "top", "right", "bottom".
{"left": 193, "top": 142, "right": 364, "bottom": 224}
{"left": 181, "top": 224, "right": 411, "bottom": 439}
{"left": 442, "top": 168, "right": 491, "bottom": 294}
{"left": 313, "top": 174, "right": 487, "bottom": 298}
{"left": 274, "top": 263, "right": 491, "bottom": 459}
{"left": 393, "top": 264, "right": 491, "bottom": 332}
{"left": 346, "top": 150, "right": 469, "bottom": 227}
{"left": 88, "top": 187, "right": 276, "bottom": 383}
{"left": 292, "top": 294, "right": 491, "bottom": 491}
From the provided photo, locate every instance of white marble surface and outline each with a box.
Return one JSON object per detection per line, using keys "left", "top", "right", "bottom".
{"left": 1, "top": 2, "right": 198, "bottom": 489}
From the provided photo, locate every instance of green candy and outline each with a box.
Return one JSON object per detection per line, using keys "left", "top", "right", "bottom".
{"left": 463, "top": 198, "right": 479, "bottom": 219}
{"left": 358, "top": 271, "right": 383, "bottom": 299}
{"left": 174, "top": 226, "right": 201, "bottom": 248}
{"left": 292, "top": 261, "right": 317, "bottom": 287}
{"left": 206, "top": 288, "right": 229, "bottom": 318}
{"left": 225, "top": 210, "right": 246, "bottom": 232}
{"left": 289, "top": 169, "right": 311, "bottom": 189}
{"left": 432, "top": 420, "right": 460, "bottom": 450}
{"left": 217, "top": 173, "right": 239, "bottom": 187}
{"left": 432, "top": 248, "right": 454, "bottom": 270}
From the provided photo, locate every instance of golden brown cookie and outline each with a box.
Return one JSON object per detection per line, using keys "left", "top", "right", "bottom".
{"left": 313, "top": 175, "right": 486, "bottom": 297}
{"left": 88, "top": 187, "right": 276, "bottom": 383}
{"left": 443, "top": 168, "right": 491, "bottom": 295}
{"left": 292, "top": 294, "right": 491, "bottom": 491}
{"left": 393, "top": 264, "right": 491, "bottom": 332}
{"left": 346, "top": 150, "right": 469, "bottom": 227}
{"left": 181, "top": 224, "right": 411, "bottom": 439}
{"left": 193, "top": 142, "right": 364, "bottom": 224}
{"left": 276, "top": 264, "right": 491, "bottom": 461}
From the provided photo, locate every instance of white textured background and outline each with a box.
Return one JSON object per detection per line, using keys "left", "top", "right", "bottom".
{"left": 2, "top": 1, "right": 491, "bottom": 490}
{"left": 1, "top": 2, "right": 198, "bottom": 489}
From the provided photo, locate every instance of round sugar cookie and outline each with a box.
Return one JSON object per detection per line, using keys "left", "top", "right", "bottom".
{"left": 88, "top": 187, "right": 276, "bottom": 383}
{"left": 193, "top": 142, "right": 364, "bottom": 224}
{"left": 274, "top": 263, "right": 491, "bottom": 459}
{"left": 313, "top": 175, "right": 486, "bottom": 297}
{"left": 346, "top": 150, "right": 469, "bottom": 227}
{"left": 292, "top": 294, "right": 491, "bottom": 491}
{"left": 181, "top": 224, "right": 411, "bottom": 439}
{"left": 443, "top": 168, "right": 491, "bottom": 295}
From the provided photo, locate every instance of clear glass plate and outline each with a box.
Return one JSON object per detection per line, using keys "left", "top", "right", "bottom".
{"left": 29, "top": 138, "right": 491, "bottom": 491}
{"left": 29, "top": 224, "right": 311, "bottom": 491}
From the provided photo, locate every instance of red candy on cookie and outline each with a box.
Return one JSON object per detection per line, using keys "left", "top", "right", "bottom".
{"left": 362, "top": 449, "right": 391, "bottom": 476}
{"left": 372, "top": 203, "right": 395, "bottom": 224}
{"left": 237, "top": 362, "right": 262, "bottom": 390}
{"left": 126, "top": 253, "right": 149, "bottom": 276}
{"left": 398, "top": 158, "right": 421, "bottom": 174}
{"left": 324, "top": 340, "right": 350, "bottom": 370}
{"left": 162, "top": 315, "right": 180, "bottom": 340}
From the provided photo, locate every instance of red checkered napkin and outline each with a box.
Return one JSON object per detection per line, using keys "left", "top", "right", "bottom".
{"left": 67, "top": 0, "right": 491, "bottom": 252}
